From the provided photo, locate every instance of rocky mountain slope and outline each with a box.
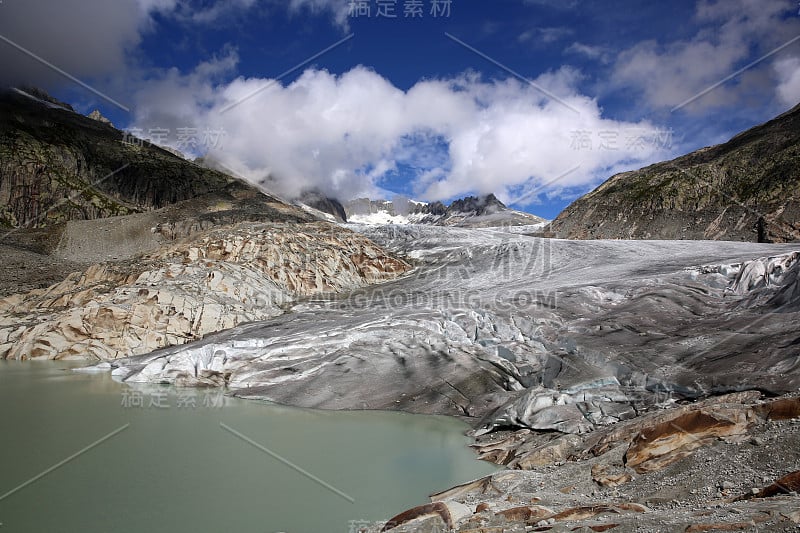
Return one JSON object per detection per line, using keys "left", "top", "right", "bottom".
{"left": 0, "top": 87, "right": 240, "bottom": 228}
{"left": 294, "top": 189, "right": 348, "bottom": 222}
{"left": 345, "top": 193, "right": 547, "bottom": 228}
{"left": 548, "top": 103, "right": 800, "bottom": 242}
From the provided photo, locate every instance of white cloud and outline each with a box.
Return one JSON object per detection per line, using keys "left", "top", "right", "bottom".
{"left": 186, "top": 0, "right": 258, "bottom": 24}
{"left": 131, "top": 62, "right": 670, "bottom": 204}
{"left": 138, "top": 0, "right": 349, "bottom": 27}
{"left": 565, "top": 42, "right": 612, "bottom": 64}
{"left": 612, "top": 0, "right": 800, "bottom": 113}
{"left": 137, "top": 0, "right": 180, "bottom": 15}
{"left": 286, "top": 0, "right": 351, "bottom": 29}
{"left": 519, "top": 27, "right": 574, "bottom": 45}
{"left": 774, "top": 56, "right": 800, "bottom": 108}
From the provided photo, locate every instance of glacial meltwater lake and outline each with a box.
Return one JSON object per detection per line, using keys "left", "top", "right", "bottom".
{"left": 0, "top": 361, "right": 498, "bottom": 533}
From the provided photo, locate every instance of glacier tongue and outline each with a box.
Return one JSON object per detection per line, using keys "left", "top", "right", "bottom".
{"left": 104, "top": 226, "right": 800, "bottom": 431}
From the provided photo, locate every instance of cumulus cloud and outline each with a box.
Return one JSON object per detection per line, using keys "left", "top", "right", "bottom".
{"left": 287, "top": 0, "right": 351, "bottom": 29}
{"left": 774, "top": 56, "right": 800, "bottom": 107}
{"left": 565, "top": 43, "right": 612, "bottom": 64}
{"left": 130, "top": 61, "right": 670, "bottom": 204}
{"left": 612, "top": 0, "right": 800, "bottom": 113}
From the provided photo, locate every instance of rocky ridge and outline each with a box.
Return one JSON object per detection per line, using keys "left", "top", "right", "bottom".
{"left": 0, "top": 87, "right": 241, "bottom": 228}
{"left": 294, "top": 189, "right": 349, "bottom": 222}
{"left": 547, "top": 103, "right": 800, "bottom": 242}
{"left": 345, "top": 193, "right": 546, "bottom": 228}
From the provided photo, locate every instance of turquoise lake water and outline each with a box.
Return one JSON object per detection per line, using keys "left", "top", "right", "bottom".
{"left": 0, "top": 360, "right": 497, "bottom": 533}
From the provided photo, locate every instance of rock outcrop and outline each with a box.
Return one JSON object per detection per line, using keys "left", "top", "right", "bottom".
{"left": 294, "top": 189, "right": 348, "bottom": 222}
{"left": 371, "top": 392, "right": 800, "bottom": 532}
{"left": 445, "top": 193, "right": 506, "bottom": 216}
{"left": 0, "top": 221, "right": 410, "bottom": 361}
{"left": 548, "top": 103, "right": 800, "bottom": 242}
{"left": 87, "top": 109, "right": 114, "bottom": 128}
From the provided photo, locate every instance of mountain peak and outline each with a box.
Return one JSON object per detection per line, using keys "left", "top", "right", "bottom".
{"left": 294, "top": 190, "right": 348, "bottom": 222}
{"left": 447, "top": 193, "right": 506, "bottom": 215}
{"left": 87, "top": 109, "right": 114, "bottom": 128}
{"left": 344, "top": 193, "right": 545, "bottom": 228}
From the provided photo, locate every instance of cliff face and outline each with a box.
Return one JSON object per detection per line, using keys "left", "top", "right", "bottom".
{"left": 548, "top": 103, "right": 800, "bottom": 242}
{"left": 294, "top": 190, "right": 348, "bottom": 222}
{"left": 0, "top": 88, "right": 240, "bottom": 228}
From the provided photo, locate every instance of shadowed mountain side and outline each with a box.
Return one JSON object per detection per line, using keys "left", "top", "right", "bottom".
{"left": 0, "top": 88, "right": 262, "bottom": 228}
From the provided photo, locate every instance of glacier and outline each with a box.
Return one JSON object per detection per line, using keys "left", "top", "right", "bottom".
{"left": 101, "top": 225, "right": 800, "bottom": 434}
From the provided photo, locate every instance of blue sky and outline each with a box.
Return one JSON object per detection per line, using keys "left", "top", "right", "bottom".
{"left": 2, "top": 0, "right": 800, "bottom": 219}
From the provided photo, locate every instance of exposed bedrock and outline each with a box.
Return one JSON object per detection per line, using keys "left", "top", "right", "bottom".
{"left": 364, "top": 391, "right": 800, "bottom": 532}
{"left": 0, "top": 221, "right": 410, "bottom": 360}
